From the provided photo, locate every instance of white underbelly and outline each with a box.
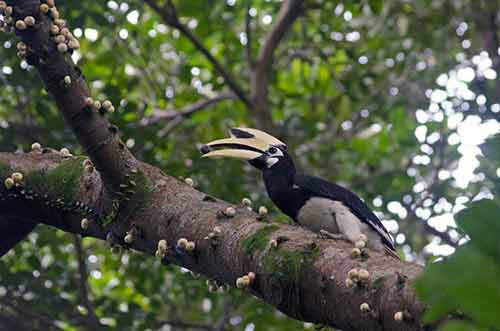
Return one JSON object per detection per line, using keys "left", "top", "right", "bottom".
{"left": 296, "top": 197, "right": 340, "bottom": 234}
{"left": 296, "top": 197, "right": 387, "bottom": 252}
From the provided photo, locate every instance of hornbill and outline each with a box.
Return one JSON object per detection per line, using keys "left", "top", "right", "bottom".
{"left": 201, "top": 127, "right": 397, "bottom": 257}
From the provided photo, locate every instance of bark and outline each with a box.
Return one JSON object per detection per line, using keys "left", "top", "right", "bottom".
{"left": 9, "top": 0, "right": 136, "bottom": 194}
{"left": 0, "top": 152, "right": 425, "bottom": 331}
{"left": 2, "top": 1, "right": 426, "bottom": 330}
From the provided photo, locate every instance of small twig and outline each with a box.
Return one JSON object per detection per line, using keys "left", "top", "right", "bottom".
{"left": 73, "top": 235, "right": 104, "bottom": 330}
{"left": 245, "top": 0, "right": 253, "bottom": 68}
{"left": 215, "top": 294, "right": 233, "bottom": 331}
{"left": 0, "top": 299, "right": 64, "bottom": 330}
{"left": 422, "top": 222, "right": 458, "bottom": 247}
{"left": 386, "top": 126, "right": 461, "bottom": 249}
{"left": 142, "top": 92, "right": 236, "bottom": 126}
{"left": 157, "top": 116, "right": 184, "bottom": 137}
{"left": 143, "top": 0, "right": 252, "bottom": 109}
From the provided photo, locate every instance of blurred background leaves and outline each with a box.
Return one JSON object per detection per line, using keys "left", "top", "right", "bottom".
{"left": 0, "top": 0, "right": 499, "bottom": 330}
{"left": 416, "top": 199, "right": 500, "bottom": 331}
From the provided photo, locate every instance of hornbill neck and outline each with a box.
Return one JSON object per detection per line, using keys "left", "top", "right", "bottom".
{"left": 262, "top": 159, "right": 301, "bottom": 218}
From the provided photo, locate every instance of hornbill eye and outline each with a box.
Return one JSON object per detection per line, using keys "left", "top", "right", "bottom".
{"left": 268, "top": 147, "right": 278, "bottom": 154}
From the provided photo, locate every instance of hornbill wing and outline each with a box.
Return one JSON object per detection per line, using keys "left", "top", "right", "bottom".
{"left": 295, "top": 175, "right": 395, "bottom": 251}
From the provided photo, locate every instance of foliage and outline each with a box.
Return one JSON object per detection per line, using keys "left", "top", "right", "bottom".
{"left": 0, "top": 0, "right": 499, "bottom": 329}
{"left": 480, "top": 134, "right": 500, "bottom": 164}
{"left": 416, "top": 134, "right": 500, "bottom": 330}
{"left": 416, "top": 200, "right": 500, "bottom": 331}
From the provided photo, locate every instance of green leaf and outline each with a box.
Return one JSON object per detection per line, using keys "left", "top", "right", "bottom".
{"left": 456, "top": 200, "right": 500, "bottom": 261}
{"left": 369, "top": 0, "right": 384, "bottom": 14}
{"left": 416, "top": 200, "right": 500, "bottom": 329}
{"left": 417, "top": 248, "right": 500, "bottom": 326}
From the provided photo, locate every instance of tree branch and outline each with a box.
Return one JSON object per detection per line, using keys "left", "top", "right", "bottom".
{"left": 251, "top": 0, "right": 305, "bottom": 134}
{"left": 255, "top": 0, "right": 305, "bottom": 77}
{"left": 73, "top": 235, "right": 104, "bottom": 330}
{"left": 141, "top": 93, "right": 236, "bottom": 126}
{"left": 421, "top": 221, "right": 458, "bottom": 247}
{"left": 3, "top": 2, "right": 425, "bottom": 329}
{"left": 11, "top": 0, "right": 135, "bottom": 194}
{"left": 143, "top": 0, "right": 253, "bottom": 109}
{"left": 0, "top": 296, "right": 64, "bottom": 330}
{"left": 214, "top": 294, "right": 232, "bottom": 331}
{"left": 141, "top": 93, "right": 236, "bottom": 137}
{"left": 245, "top": 0, "right": 253, "bottom": 68}
{"left": 0, "top": 152, "right": 424, "bottom": 331}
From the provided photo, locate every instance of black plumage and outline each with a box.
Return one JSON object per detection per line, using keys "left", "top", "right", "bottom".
{"left": 202, "top": 127, "right": 397, "bottom": 256}
{"left": 294, "top": 175, "right": 395, "bottom": 251}
{"left": 258, "top": 148, "right": 395, "bottom": 252}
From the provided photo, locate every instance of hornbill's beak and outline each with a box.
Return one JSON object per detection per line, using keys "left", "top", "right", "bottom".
{"left": 200, "top": 127, "right": 286, "bottom": 161}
